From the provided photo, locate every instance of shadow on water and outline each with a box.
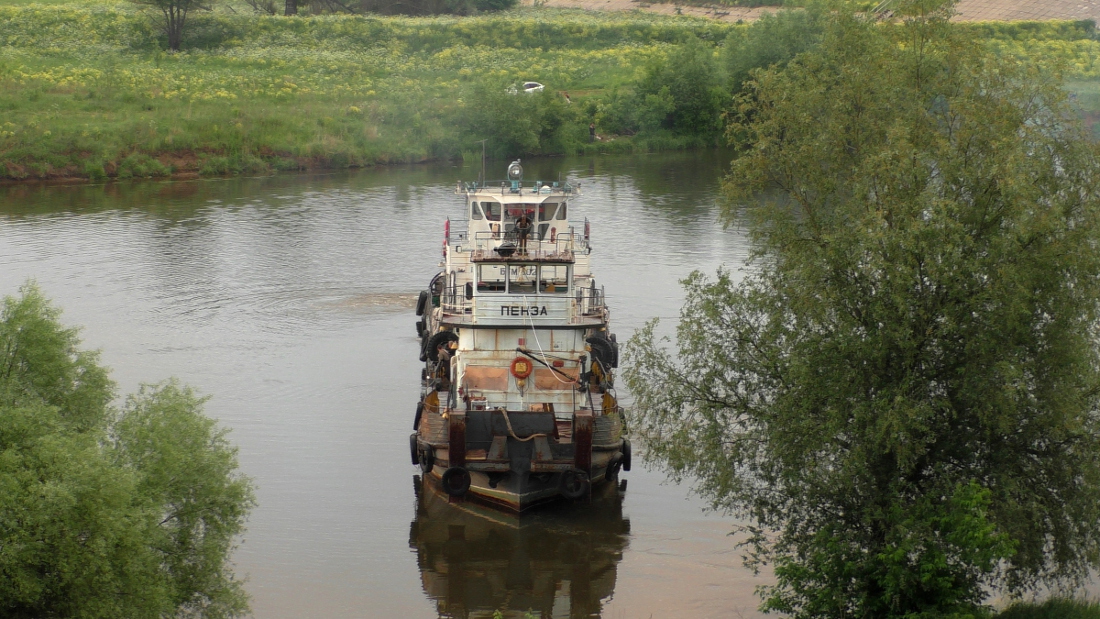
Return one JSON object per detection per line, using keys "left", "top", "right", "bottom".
{"left": 0, "top": 163, "right": 474, "bottom": 220}
{"left": 554, "top": 149, "right": 735, "bottom": 229}
{"left": 410, "top": 475, "right": 631, "bottom": 619}
{"left": 0, "top": 151, "right": 733, "bottom": 227}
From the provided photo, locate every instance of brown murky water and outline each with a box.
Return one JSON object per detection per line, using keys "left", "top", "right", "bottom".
{"left": 0, "top": 151, "right": 768, "bottom": 618}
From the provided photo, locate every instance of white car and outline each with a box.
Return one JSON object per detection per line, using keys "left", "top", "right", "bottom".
{"left": 522, "top": 82, "right": 544, "bottom": 93}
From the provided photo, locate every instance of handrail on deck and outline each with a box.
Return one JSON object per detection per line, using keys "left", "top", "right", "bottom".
{"left": 439, "top": 282, "right": 607, "bottom": 320}
{"left": 457, "top": 179, "right": 578, "bottom": 195}
{"left": 466, "top": 230, "right": 582, "bottom": 262}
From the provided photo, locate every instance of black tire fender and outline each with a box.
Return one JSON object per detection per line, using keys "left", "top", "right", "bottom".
{"left": 409, "top": 433, "right": 420, "bottom": 466}
{"left": 419, "top": 445, "right": 435, "bottom": 474}
{"left": 424, "top": 330, "right": 459, "bottom": 363}
{"left": 413, "top": 401, "right": 423, "bottom": 431}
{"left": 441, "top": 467, "right": 471, "bottom": 497}
{"left": 429, "top": 272, "right": 444, "bottom": 299}
{"left": 621, "top": 438, "right": 631, "bottom": 472}
{"left": 585, "top": 335, "right": 615, "bottom": 372}
{"left": 606, "top": 455, "right": 623, "bottom": 482}
{"left": 415, "top": 290, "right": 429, "bottom": 316}
{"left": 559, "top": 468, "right": 591, "bottom": 500}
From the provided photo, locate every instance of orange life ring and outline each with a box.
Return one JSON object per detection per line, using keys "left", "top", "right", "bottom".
{"left": 510, "top": 357, "right": 533, "bottom": 379}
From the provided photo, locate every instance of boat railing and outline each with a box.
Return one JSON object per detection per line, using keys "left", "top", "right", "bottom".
{"left": 438, "top": 281, "right": 607, "bottom": 321}
{"left": 446, "top": 220, "right": 469, "bottom": 244}
{"left": 457, "top": 179, "right": 578, "bottom": 196}
{"left": 439, "top": 284, "right": 465, "bottom": 315}
{"left": 575, "top": 283, "right": 607, "bottom": 318}
{"left": 466, "top": 230, "right": 583, "bottom": 262}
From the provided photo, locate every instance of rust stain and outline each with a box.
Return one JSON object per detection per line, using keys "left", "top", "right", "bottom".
{"left": 533, "top": 367, "right": 578, "bottom": 390}
{"left": 449, "top": 411, "right": 467, "bottom": 467}
{"left": 574, "top": 410, "right": 593, "bottom": 473}
{"left": 463, "top": 366, "right": 509, "bottom": 391}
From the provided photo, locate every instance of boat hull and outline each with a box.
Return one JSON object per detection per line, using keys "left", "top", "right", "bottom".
{"left": 420, "top": 446, "right": 624, "bottom": 513}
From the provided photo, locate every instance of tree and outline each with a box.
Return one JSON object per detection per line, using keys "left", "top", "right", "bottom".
{"left": 459, "top": 82, "right": 584, "bottom": 158}
{"left": 131, "top": 0, "right": 213, "bottom": 52}
{"left": 112, "top": 381, "right": 255, "bottom": 618}
{"left": 624, "top": 1, "right": 1100, "bottom": 617}
{"left": 633, "top": 36, "right": 727, "bottom": 136}
{"left": 0, "top": 283, "right": 255, "bottom": 618}
{"left": 721, "top": 3, "right": 825, "bottom": 94}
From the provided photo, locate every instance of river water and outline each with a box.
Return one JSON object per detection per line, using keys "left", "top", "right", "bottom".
{"left": 0, "top": 151, "right": 768, "bottom": 618}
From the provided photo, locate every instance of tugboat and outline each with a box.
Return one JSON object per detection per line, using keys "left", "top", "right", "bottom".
{"left": 410, "top": 160, "right": 630, "bottom": 512}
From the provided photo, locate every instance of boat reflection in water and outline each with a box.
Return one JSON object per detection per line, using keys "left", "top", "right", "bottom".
{"left": 409, "top": 474, "right": 630, "bottom": 618}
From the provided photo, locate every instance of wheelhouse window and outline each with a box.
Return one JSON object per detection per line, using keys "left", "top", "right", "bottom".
{"left": 509, "top": 265, "right": 537, "bottom": 295}
{"left": 539, "top": 202, "right": 559, "bottom": 222}
{"left": 539, "top": 265, "right": 569, "bottom": 294}
{"left": 470, "top": 201, "right": 483, "bottom": 220}
{"left": 476, "top": 264, "right": 570, "bottom": 295}
{"left": 481, "top": 201, "right": 501, "bottom": 221}
{"left": 477, "top": 264, "right": 506, "bottom": 293}
{"left": 505, "top": 205, "right": 536, "bottom": 220}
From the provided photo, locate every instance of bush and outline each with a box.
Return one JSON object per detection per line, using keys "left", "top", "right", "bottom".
{"left": 632, "top": 36, "right": 727, "bottom": 136}
{"left": 723, "top": 3, "right": 825, "bottom": 92}
{"left": 0, "top": 283, "right": 256, "bottom": 619}
{"left": 118, "top": 152, "right": 170, "bottom": 178}
{"left": 457, "top": 81, "right": 585, "bottom": 158}
{"left": 997, "top": 599, "right": 1100, "bottom": 619}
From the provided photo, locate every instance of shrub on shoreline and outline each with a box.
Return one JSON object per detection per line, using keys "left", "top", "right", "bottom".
{"left": 997, "top": 598, "right": 1100, "bottom": 619}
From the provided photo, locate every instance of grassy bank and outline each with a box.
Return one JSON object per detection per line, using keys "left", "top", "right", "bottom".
{"left": 998, "top": 598, "right": 1100, "bottom": 619}
{"left": 0, "top": 1, "right": 735, "bottom": 179}
{"left": 1, "top": 0, "right": 1099, "bottom": 180}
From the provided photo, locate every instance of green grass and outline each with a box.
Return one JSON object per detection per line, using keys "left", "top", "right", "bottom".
{"left": 0, "top": 0, "right": 741, "bottom": 179}
{"left": 1, "top": 0, "right": 1099, "bottom": 180}
{"left": 1068, "top": 80, "right": 1100, "bottom": 111}
{"left": 997, "top": 598, "right": 1100, "bottom": 619}
{"left": 1065, "top": 80, "right": 1100, "bottom": 138}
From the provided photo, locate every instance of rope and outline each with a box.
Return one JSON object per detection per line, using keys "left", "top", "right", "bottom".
{"left": 497, "top": 407, "right": 547, "bottom": 442}
{"left": 522, "top": 293, "right": 579, "bottom": 386}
